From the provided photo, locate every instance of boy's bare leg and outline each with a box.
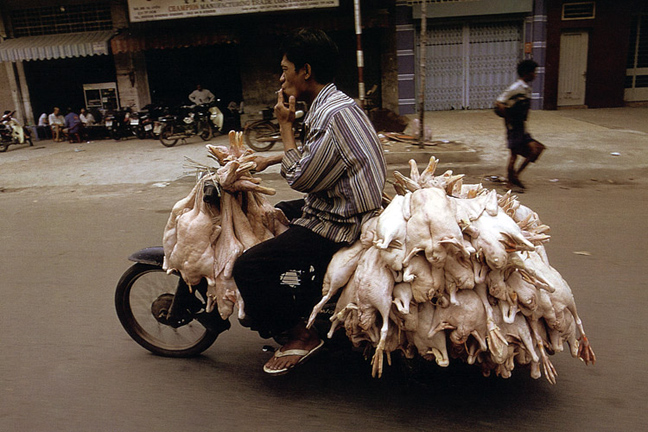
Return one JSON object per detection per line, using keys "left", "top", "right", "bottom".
{"left": 507, "top": 153, "right": 525, "bottom": 188}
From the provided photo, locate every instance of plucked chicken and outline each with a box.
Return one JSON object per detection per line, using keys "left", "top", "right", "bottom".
{"left": 162, "top": 131, "right": 289, "bottom": 320}
{"left": 309, "top": 156, "right": 596, "bottom": 382}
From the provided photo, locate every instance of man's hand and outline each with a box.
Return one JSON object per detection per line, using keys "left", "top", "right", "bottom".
{"left": 252, "top": 154, "right": 283, "bottom": 172}
{"left": 274, "top": 90, "right": 296, "bottom": 127}
{"left": 274, "top": 90, "right": 298, "bottom": 152}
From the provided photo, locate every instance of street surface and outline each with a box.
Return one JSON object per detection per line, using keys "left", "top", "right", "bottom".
{"left": 1, "top": 108, "right": 647, "bottom": 431}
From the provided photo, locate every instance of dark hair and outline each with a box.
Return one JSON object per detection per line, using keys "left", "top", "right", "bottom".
{"left": 517, "top": 59, "right": 538, "bottom": 77}
{"left": 280, "top": 27, "right": 339, "bottom": 84}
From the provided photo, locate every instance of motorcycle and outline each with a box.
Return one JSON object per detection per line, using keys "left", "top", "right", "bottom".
{"left": 115, "top": 245, "right": 342, "bottom": 357}
{"left": 0, "top": 111, "right": 33, "bottom": 152}
{"left": 131, "top": 103, "right": 168, "bottom": 140}
{"left": 156, "top": 104, "right": 212, "bottom": 148}
{"left": 105, "top": 107, "right": 137, "bottom": 141}
{"left": 115, "top": 180, "right": 341, "bottom": 356}
{"left": 193, "top": 100, "right": 241, "bottom": 138}
{"left": 243, "top": 104, "right": 304, "bottom": 152}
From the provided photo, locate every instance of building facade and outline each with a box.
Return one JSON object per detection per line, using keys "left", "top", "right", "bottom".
{"left": 543, "top": 0, "right": 645, "bottom": 109}
{"left": 395, "top": 0, "right": 645, "bottom": 113}
{"left": 0, "top": 0, "right": 644, "bottom": 127}
{"left": 0, "top": 0, "right": 393, "bottom": 125}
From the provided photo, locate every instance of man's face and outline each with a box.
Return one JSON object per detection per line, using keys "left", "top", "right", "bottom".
{"left": 280, "top": 55, "right": 307, "bottom": 100}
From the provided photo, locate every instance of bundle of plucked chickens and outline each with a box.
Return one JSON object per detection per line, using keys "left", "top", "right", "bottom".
{"left": 162, "top": 131, "right": 290, "bottom": 320}
{"left": 162, "top": 131, "right": 596, "bottom": 384}
{"left": 307, "top": 157, "right": 596, "bottom": 383}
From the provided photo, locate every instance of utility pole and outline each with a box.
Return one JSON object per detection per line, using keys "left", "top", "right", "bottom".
{"left": 418, "top": 0, "right": 427, "bottom": 148}
{"left": 354, "top": 0, "right": 365, "bottom": 110}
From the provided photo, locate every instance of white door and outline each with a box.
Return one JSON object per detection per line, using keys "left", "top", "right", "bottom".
{"left": 625, "top": 13, "right": 648, "bottom": 102}
{"left": 558, "top": 31, "right": 589, "bottom": 107}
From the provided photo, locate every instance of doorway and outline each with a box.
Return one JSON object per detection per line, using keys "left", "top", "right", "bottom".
{"left": 145, "top": 45, "right": 242, "bottom": 108}
{"left": 625, "top": 12, "right": 648, "bottom": 103}
{"left": 22, "top": 55, "right": 116, "bottom": 121}
{"left": 421, "top": 21, "right": 522, "bottom": 111}
{"left": 558, "top": 31, "right": 589, "bottom": 107}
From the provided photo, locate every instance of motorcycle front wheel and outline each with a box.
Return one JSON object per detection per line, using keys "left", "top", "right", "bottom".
{"left": 159, "top": 124, "right": 179, "bottom": 147}
{"left": 115, "top": 263, "right": 218, "bottom": 357}
{"left": 244, "top": 121, "right": 279, "bottom": 152}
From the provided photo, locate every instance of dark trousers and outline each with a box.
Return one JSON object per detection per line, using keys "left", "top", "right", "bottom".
{"left": 233, "top": 201, "right": 344, "bottom": 338}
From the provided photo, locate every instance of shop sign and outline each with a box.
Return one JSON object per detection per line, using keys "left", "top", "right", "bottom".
{"left": 128, "top": 0, "right": 339, "bottom": 23}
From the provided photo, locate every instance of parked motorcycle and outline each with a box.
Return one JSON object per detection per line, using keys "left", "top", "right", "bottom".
{"left": 195, "top": 100, "right": 241, "bottom": 138}
{"left": 243, "top": 104, "right": 304, "bottom": 152}
{"left": 105, "top": 107, "right": 137, "bottom": 141}
{"left": 0, "top": 111, "right": 33, "bottom": 152}
{"left": 156, "top": 104, "right": 213, "bottom": 147}
{"left": 134, "top": 103, "right": 169, "bottom": 140}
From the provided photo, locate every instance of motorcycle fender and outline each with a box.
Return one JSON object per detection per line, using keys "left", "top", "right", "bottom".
{"left": 128, "top": 246, "right": 164, "bottom": 266}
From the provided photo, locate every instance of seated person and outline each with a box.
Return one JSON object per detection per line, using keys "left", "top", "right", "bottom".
{"left": 64, "top": 108, "right": 82, "bottom": 142}
{"left": 48, "top": 107, "right": 65, "bottom": 142}
{"left": 37, "top": 112, "right": 52, "bottom": 140}
{"left": 80, "top": 108, "right": 95, "bottom": 126}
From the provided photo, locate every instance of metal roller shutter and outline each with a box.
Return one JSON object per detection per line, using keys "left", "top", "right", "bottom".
{"left": 423, "top": 21, "right": 521, "bottom": 111}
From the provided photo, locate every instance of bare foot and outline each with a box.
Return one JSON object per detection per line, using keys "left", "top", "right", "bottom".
{"left": 264, "top": 322, "right": 322, "bottom": 374}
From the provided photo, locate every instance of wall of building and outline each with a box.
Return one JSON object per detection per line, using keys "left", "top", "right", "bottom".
{"left": 113, "top": 51, "right": 151, "bottom": 110}
{"left": 544, "top": 0, "right": 635, "bottom": 109}
{"left": 379, "top": 17, "right": 399, "bottom": 113}
{"left": 238, "top": 28, "right": 284, "bottom": 111}
{"left": 0, "top": 0, "right": 394, "bottom": 123}
{"left": 0, "top": 64, "right": 14, "bottom": 112}
{"left": 395, "top": 2, "right": 542, "bottom": 113}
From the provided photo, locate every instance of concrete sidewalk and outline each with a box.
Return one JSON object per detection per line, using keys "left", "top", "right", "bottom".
{"left": 0, "top": 107, "right": 646, "bottom": 190}
{"left": 392, "top": 107, "right": 648, "bottom": 183}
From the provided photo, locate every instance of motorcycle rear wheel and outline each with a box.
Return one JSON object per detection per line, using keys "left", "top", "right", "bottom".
{"left": 244, "top": 121, "right": 279, "bottom": 152}
{"left": 115, "top": 263, "right": 218, "bottom": 357}
{"left": 0, "top": 143, "right": 8, "bottom": 152}
{"left": 199, "top": 121, "right": 212, "bottom": 141}
{"left": 160, "top": 125, "right": 179, "bottom": 147}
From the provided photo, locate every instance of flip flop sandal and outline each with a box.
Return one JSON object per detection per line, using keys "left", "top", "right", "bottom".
{"left": 263, "top": 339, "right": 325, "bottom": 376}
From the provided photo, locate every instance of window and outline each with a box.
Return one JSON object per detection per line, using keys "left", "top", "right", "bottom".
{"left": 10, "top": 3, "right": 112, "bottom": 37}
{"left": 562, "top": 2, "right": 596, "bottom": 21}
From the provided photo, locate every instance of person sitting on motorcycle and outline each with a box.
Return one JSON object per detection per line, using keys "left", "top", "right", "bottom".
{"left": 232, "top": 28, "right": 386, "bottom": 375}
{"left": 188, "top": 84, "right": 215, "bottom": 105}
{"left": 2, "top": 111, "right": 19, "bottom": 140}
{"left": 48, "top": 107, "right": 65, "bottom": 142}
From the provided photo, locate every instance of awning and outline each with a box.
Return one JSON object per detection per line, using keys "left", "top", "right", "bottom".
{"left": 0, "top": 30, "right": 114, "bottom": 62}
{"left": 111, "top": 29, "right": 238, "bottom": 54}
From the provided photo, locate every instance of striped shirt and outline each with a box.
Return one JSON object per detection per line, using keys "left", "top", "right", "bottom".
{"left": 281, "top": 83, "right": 386, "bottom": 243}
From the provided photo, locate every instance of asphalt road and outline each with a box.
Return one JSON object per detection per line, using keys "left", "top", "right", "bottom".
{"left": 1, "top": 132, "right": 647, "bottom": 431}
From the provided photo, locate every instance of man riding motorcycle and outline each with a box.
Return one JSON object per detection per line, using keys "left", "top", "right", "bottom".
{"left": 232, "top": 28, "right": 386, "bottom": 376}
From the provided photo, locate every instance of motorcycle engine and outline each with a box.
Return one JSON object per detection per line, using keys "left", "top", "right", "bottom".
{"left": 183, "top": 112, "right": 195, "bottom": 124}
